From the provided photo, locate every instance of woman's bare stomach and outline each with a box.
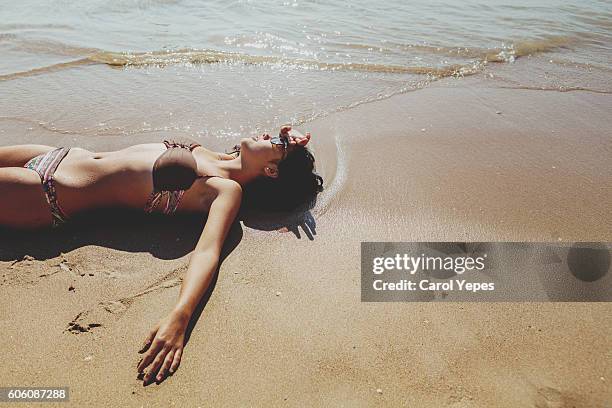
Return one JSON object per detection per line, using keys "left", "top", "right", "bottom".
{"left": 51, "top": 144, "right": 167, "bottom": 216}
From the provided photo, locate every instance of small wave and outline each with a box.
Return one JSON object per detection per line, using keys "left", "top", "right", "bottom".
{"left": 0, "top": 36, "right": 574, "bottom": 82}
{"left": 89, "top": 48, "right": 463, "bottom": 75}
{"left": 0, "top": 49, "right": 485, "bottom": 82}
{"left": 92, "top": 36, "right": 573, "bottom": 67}
{"left": 0, "top": 49, "right": 471, "bottom": 81}
{"left": 95, "top": 50, "right": 494, "bottom": 88}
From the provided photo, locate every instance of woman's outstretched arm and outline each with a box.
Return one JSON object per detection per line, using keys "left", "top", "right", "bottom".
{"left": 137, "top": 178, "right": 242, "bottom": 384}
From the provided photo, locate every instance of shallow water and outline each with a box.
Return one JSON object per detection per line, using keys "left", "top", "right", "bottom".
{"left": 1, "top": 0, "right": 611, "bottom": 143}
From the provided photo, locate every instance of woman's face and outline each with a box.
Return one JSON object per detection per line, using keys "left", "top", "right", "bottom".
{"left": 239, "top": 127, "right": 311, "bottom": 177}
{"left": 239, "top": 133, "right": 284, "bottom": 164}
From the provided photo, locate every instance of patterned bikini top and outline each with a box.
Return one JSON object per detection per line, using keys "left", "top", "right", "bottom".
{"left": 144, "top": 140, "right": 203, "bottom": 215}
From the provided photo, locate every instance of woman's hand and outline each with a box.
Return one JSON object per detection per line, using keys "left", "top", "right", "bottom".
{"left": 137, "top": 309, "right": 190, "bottom": 384}
{"left": 280, "top": 125, "right": 311, "bottom": 147}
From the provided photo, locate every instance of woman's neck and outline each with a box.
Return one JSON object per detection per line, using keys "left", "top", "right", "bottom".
{"left": 213, "top": 156, "right": 261, "bottom": 186}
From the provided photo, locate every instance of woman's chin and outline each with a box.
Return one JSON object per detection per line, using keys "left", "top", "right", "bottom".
{"left": 240, "top": 138, "right": 251, "bottom": 149}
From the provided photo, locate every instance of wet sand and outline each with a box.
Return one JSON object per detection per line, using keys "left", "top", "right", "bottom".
{"left": 1, "top": 80, "right": 611, "bottom": 407}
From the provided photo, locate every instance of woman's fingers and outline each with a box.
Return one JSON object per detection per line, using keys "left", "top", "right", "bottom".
{"left": 280, "top": 125, "right": 292, "bottom": 135}
{"left": 156, "top": 350, "right": 175, "bottom": 382}
{"left": 137, "top": 340, "right": 163, "bottom": 373}
{"left": 280, "top": 127, "right": 311, "bottom": 147}
{"left": 288, "top": 136, "right": 310, "bottom": 146}
{"left": 170, "top": 348, "right": 182, "bottom": 374}
{"left": 139, "top": 327, "right": 158, "bottom": 353}
{"left": 300, "top": 133, "right": 311, "bottom": 145}
{"left": 143, "top": 346, "right": 170, "bottom": 384}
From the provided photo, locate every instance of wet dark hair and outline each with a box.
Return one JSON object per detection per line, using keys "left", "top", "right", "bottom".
{"left": 228, "top": 144, "right": 324, "bottom": 212}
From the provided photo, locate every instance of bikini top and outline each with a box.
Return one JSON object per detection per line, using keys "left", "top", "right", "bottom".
{"left": 144, "top": 140, "right": 206, "bottom": 215}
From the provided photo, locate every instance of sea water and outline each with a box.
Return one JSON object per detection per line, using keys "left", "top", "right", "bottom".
{"left": 1, "top": 0, "right": 610, "bottom": 142}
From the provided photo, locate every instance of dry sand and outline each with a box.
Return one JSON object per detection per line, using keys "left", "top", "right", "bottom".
{"left": 1, "top": 79, "right": 611, "bottom": 407}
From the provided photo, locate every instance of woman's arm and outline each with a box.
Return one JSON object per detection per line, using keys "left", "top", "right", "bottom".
{"left": 137, "top": 178, "right": 242, "bottom": 384}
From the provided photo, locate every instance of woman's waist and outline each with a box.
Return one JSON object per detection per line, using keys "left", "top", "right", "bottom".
{"left": 52, "top": 160, "right": 155, "bottom": 213}
{"left": 54, "top": 182, "right": 153, "bottom": 216}
{"left": 54, "top": 148, "right": 152, "bottom": 185}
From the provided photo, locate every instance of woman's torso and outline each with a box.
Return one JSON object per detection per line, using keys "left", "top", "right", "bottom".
{"left": 52, "top": 143, "right": 224, "bottom": 217}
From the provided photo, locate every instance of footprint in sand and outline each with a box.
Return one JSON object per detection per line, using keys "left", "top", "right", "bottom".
{"left": 534, "top": 386, "right": 565, "bottom": 408}
{"left": 99, "top": 300, "right": 128, "bottom": 314}
{"left": 65, "top": 271, "right": 184, "bottom": 334}
{"left": 101, "top": 270, "right": 122, "bottom": 279}
{"left": 65, "top": 301, "right": 130, "bottom": 334}
{"left": 65, "top": 300, "right": 132, "bottom": 335}
{"left": 66, "top": 312, "right": 103, "bottom": 334}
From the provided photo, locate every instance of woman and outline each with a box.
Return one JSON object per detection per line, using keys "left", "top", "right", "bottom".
{"left": 0, "top": 125, "right": 323, "bottom": 384}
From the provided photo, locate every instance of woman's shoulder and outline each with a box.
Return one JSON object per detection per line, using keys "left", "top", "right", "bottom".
{"left": 192, "top": 176, "right": 242, "bottom": 199}
{"left": 179, "top": 177, "right": 241, "bottom": 214}
{"left": 206, "top": 177, "right": 242, "bottom": 196}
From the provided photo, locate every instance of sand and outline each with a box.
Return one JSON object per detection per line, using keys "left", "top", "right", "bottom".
{"left": 1, "top": 79, "right": 611, "bottom": 407}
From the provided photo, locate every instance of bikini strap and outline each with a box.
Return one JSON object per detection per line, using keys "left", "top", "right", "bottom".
{"left": 163, "top": 139, "right": 202, "bottom": 151}
{"left": 144, "top": 190, "right": 185, "bottom": 215}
